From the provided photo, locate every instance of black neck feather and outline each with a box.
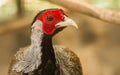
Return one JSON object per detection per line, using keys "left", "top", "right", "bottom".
{"left": 41, "top": 34, "right": 56, "bottom": 67}
{"left": 32, "top": 27, "right": 66, "bottom": 75}
{"left": 32, "top": 34, "right": 60, "bottom": 75}
{"left": 40, "top": 34, "right": 57, "bottom": 75}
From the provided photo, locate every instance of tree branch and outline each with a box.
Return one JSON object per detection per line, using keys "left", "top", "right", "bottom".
{"left": 47, "top": 0, "right": 120, "bottom": 24}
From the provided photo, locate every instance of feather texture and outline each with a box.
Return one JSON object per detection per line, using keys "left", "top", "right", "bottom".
{"left": 8, "top": 45, "right": 82, "bottom": 75}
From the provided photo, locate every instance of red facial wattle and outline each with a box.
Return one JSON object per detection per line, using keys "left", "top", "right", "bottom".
{"left": 43, "top": 26, "right": 55, "bottom": 35}
{"left": 37, "top": 9, "right": 64, "bottom": 35}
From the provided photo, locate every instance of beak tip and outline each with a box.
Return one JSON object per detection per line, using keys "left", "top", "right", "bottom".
{"left": 72, "top": 22, "right": 78, "bottom": 29}
{"left": 75, "top": 25, "right": 79, "bottom": 29}
{"left": 56, "top": 16, "right": 78, "bottom": 29}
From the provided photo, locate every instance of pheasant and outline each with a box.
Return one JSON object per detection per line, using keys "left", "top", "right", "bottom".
{"left": 8, "top": 8, "right": 82, "bottom": 75}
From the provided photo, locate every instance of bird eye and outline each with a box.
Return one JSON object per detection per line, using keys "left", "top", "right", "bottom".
{"left": 46, "top": 15, "right": 54, "bottom": 21}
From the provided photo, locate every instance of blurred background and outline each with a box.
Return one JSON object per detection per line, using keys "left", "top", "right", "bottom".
{"left": 0, "top": 0, "right": 120, "bottom": 75}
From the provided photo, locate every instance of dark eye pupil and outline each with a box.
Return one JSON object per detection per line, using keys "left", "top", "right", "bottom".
{"left": 47, "top": 15, "right": 54, "bottom": 21}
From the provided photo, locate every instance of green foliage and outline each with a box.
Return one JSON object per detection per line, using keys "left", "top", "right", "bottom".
{"left": 0, "top": 0, "right": 17, "bottom": 21}
{"left": 84, "top": 0, "right": 120, "bottom": 8}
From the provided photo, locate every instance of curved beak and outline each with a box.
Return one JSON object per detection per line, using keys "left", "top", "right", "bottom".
{"left": 56, "top": 16, "right": 78, "bottom": 29}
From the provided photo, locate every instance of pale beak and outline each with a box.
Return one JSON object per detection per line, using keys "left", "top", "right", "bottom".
{"left": 56, "top": 16, "right": 78, "bottom": 29}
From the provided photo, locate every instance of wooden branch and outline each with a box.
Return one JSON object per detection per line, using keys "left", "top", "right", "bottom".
{"left": 47, "top": 0, "right": 120, "bottom": 24}
{"left": 0, "top": 16, "right": 32, "bottom": 35}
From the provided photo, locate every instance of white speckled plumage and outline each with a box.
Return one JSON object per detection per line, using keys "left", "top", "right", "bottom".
{"left": 12, "top": 20, "right": 43, "bottom": 73}
{"left": 8, "top": 46, "right": 82, "bottom": 75}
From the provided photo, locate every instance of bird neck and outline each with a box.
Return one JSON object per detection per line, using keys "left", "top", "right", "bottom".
{"left": 41, "top": 34, "right": 56, "bottom": 63}
{"left": 38, "top": 34, "right": 58, "bottom": 75}
{"left": 30, "top": 28, "right": 58, "bottom": 75}
{"left": 30, "top": 29, "right": 56, "bottom": 62}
